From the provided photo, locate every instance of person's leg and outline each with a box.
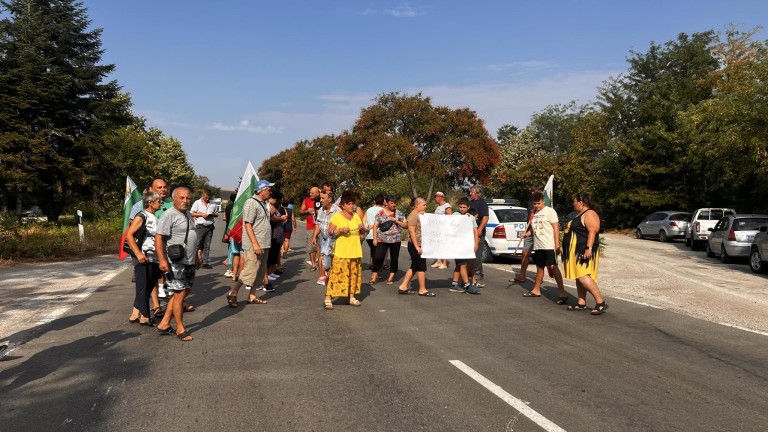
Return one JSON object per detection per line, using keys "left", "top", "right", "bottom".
{"left": 459, "top": 263, "right": 469, "bottom": 285}
{"left": 195, "top": 226, "right": 207, "bottom": 264}
{"left": 578, "top": 275, "right": 604, "bottom": 305}
{"left": 370, "top": 243, "right": 385, "bottom": 283}
{"left": 416, "top": 271, "right": 427, "bottom": 294}
{"left": 133, "top": 263, "right": 151, "bottom": 321}
{"left": 232, "top": 253, "right": 241, "bottom": 280}
{"left": 307, "top": 229, "right": 317, "bottom": 266}
{"left": 202, "top": 226, "right": 214, "bottom": 265}
{"left": 531, "top": 266, "right": 545, "bottom": 295}
{"left": 552, "top": 265, "right": 567, "bottom": 297}
{"left": 388, "top": 243, "right": 400, "bottom": 279}
{"left": 130, "top": 263, "right": 144, "bottom": 321}
{"left": 575, "top": 279, "right": 587, "bottom": 306}
{"left": 514, "top": 249, "right": 531, "bottom": 281}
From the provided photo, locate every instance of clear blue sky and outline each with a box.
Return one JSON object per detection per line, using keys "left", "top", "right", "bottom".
{"left": 84, "top": 0, "right": 768, "bottom": 189}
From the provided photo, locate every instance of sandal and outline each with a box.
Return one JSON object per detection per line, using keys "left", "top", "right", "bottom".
{"left": 226, "top": 294, "right": 238, "bottom": 308}
{"left": 509, "top": 277, "right": 526, "bottom": 283}
{"left": 151, "top": 307, "right": 165, "bottom": 318}
{"left": 566, "top": 304, "right": 587, "bottom": 311}
{"left": 556, "top": 296, "right": 569, "bottom": 305}
{"left": 349, "top": 298, "right": 361, "bottom": 307}
{"left": 247, "top": 297, "right": 268, "bottom": 304}
{"left": 418, "top": 291, "right": 436, "bottom": 297}
{"left": 176, "top": 331, "right": 193, "bottom": 342}
{"left": 386, "top": 281, "right": 394, "bottom": 285}
{"left": 156, "top": 326, "right": 175, "bottom": 335}
{"left": 183, "top": 303, "right": 195, "bottom": 312}
{"left": 397, "top": 289, "right": 415, "bottom": 295}
{"left": 522, "top": 291, "right": 541, "bottom": 297}
{"left": 129, "top": 316, "right": 140, "bottom": 324}
{"left": 323, "top": 299, "right": 334, "bottom": 310}
{"left": 591, "top": 302, "right": 609, "bottom": 315}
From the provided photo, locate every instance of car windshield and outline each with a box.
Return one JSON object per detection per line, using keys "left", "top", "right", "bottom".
{"left": 697, "top": 209, "right": 734, "bottom": 220}
{"left": 733, "top": 218, "right": 768, "bottom": 231}
{"left": 494, "top": 209, "right": 528, "bottom": 223}
{"left": 670, "top": 213, "right": 692, "bottom": 222}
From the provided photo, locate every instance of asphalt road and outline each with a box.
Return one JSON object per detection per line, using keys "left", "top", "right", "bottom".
{"left": 1, "top": 220, "right": 767, "bottom": 432}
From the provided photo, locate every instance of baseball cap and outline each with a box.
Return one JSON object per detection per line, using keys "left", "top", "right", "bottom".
{"left": 255, "top": 179, "right": 275, "bottom": 192}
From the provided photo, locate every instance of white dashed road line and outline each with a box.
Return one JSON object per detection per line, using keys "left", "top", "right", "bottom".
{"left": 450, "top": 360, "right": 567, "bottom": 432}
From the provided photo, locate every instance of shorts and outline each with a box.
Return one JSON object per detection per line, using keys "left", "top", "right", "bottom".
{"left": 523, "top": 236, "right": 534, "bottom": 251}
{"left": 408, "top": 242, "right": 427, "bottom": 272}
{"left": 284, "top": 230, "right": 292, "bottom": 239}
{"left": 306, "top": 230, "right": 315, "bottom": 254}
{"left": 532, "top": 249, "right": 558, "bottom": 268}
{"left": 240, "top": 249, "right": 269, "bottom": 286}
{"left": 166, "top": 263, "right": 195, "bottom": 291}
{"left": 454, "top": 258, "right": 469, "bottom": 267}
{"left": 228, "top": 239, "right": 243, "bottom": 255}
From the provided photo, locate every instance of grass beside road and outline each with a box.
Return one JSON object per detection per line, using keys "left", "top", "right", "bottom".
{"left": 0, "top": 215, "right": 121, "bottom": 263}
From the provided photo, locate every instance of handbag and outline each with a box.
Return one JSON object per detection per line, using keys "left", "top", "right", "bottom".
{"left": 222, "top": 233, "right": 230, "bottom": 244}
{"left": 166, "top": 213, "right": 189, "bottom": 263}
{"left": 122, "top": 211, "right": 147, "bottom": 257}
{"left": 378, "top": 219, "right": 395, "bottom": 232}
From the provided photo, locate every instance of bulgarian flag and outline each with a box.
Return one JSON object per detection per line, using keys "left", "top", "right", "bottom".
{"left": 118, "top": 176, "right": 142, "bottom": 260}
{"left": 226, "top": 162, "right": 259, "bottom": 243}
{"left": 543, "top": 174, "right": 554, "bottom": 207}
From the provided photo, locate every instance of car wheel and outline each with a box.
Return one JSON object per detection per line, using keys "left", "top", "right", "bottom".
{"left": 750, "top": 248, "right": 767, "bottom": 273}
{"left": 720, "top": 245, "right": 730, "bottom": 264}
{"left": 691, "top": 240, "right": 700, "bottom": 251}
{"left": 659, "top": 230, "right": 669, "bottom": 242}
{"left": 635, "top": 228, "right": 644, "bottom": 239}
{"left": 705, "top": 241, "right": 714, "bottom": 257}
{"left": 480, "top": 241, "right": 493, "bottom": 263}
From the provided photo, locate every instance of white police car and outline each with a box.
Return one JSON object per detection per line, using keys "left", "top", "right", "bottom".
{"left": 480, "top": 199, "right": 529, "bottom": 262}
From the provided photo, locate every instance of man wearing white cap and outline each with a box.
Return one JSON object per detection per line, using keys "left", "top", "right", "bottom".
{"left": 432, "top": 191, "right": 453, "bottom": 269}
{"left": 224, "top": 179, "right": 274, "bottom": 307}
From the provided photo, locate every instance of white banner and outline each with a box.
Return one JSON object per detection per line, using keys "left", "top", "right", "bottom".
{"left": 419, "top": 213, "right": 475, "bottom": 259}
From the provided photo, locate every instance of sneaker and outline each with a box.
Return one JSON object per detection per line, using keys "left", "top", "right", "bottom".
{"left": 438, "top": 264, "right": 447, "bottom": 269}
{"left": 305, "top": 260, "right": 313, "bottom": 266}
{"left": 449, "top": 282, "right": 466, "bottom": 293}
{"left": 316, "top": 276, "right": 327, "bottom": 286}
{"left": 466, "top": 284, "right": 481, "bottom": 295}
{"left": 274, "top": 270, "right": 284, "bottom": 276}
{"left": 431, "top": 262, "right": 440, "bottom": 268}
{"left": 158, "top": 286, "right": 168, "bottom": 299}
{"left": 262, "top": 284, "right": 276, "bottom": 293}
{"left": 476, "top": 282, "right": 485, "bottom": 288}
{"left": 245, "top": 285, "right": 252, "bottom": 290}
{"left": 224, "top": 269, "right": 233, "bottom": 278}
{"left": 268, "top": 273, "right": 280, "bottom": 281}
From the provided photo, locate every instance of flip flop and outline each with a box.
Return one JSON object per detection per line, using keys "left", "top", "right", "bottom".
{"left": 176, "top": 331, "right": 193, "bottom": 342}
{"left": 418, "top": 291, "right": 436, "bottom": 297}
{"left": 555, "top": 296, "right": 569, "bottom": 305}
{"left": 397, "top": 289, "right": 415, "bottom": 295}
{"left": 509, "top": 278, "right": 526, "bottom": 283}
{"left": 156, "top": 326, "right": 175, "bottom": 335}
{"left": 226, "top": 294, "right": 238, "bottom": 308}
{"left": 183, "top": 303, "right": 195, "bottom": 312}
{"left": 522, "top": 292, "right": 541, "bottom": 297}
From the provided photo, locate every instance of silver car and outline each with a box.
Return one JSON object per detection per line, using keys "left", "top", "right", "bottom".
{"left": 636, "top": 211, "right": 691, "bottom": 242}
{"left": 706, "top": 214, "right": 768, "bottom": 263}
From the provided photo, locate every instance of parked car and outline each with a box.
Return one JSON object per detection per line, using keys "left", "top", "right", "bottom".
{"left": 686, "top": 208, "right": 735, "bottom": 250}
{"left": 482, "top": 199, "right": 529, "bottom": 262}
{"left": 705, "top": 214, "right": 768, "bottom": 263}
{"left": 749, "top": 225, "right": 768, "bottom": 273}
{"left": 636, "top": 211, "right": 691, "bottom": 242}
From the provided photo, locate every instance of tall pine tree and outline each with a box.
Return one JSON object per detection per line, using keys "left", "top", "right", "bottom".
{"left": 0, "top": 0, "right": 130, "bottom": 221}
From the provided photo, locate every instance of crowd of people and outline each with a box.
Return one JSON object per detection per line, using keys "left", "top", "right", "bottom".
{"left": 123, "top": 178, "right": 609, "bottom": 342}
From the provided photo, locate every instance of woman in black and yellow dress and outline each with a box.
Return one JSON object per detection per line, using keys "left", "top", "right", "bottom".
{"left": 561, "top": 193, "right": 608, "bottom": 315}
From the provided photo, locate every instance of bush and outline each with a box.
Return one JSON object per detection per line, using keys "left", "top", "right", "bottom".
{"left": 0, "top": 215, "right": 122, "bottom": 261}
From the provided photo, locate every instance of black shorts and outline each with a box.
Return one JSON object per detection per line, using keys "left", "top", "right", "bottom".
{"left": 408, "top": 242, "right": 427, "bottom": 272}
{"left": 532, "top": 249, "right": 557, "bottom": 267}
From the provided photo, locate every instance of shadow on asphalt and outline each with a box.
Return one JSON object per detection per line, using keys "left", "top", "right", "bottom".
{"left": 0, "top": 310, "right": 108, "bottom": 358}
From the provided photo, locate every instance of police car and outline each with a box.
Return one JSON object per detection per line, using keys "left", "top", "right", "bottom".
{"left": 480, "top": 199, "right": 529, "bottom": 262}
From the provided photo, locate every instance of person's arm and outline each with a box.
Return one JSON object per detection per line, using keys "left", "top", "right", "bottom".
{"left": 372, "top": 219, "right": 379, "bottom": 245}
{"left": 473, "top": 221, "right": 479, "bottom": 252}
{"left": 190, "top": 201, "right": 205, "bottom": 219}
{"left": 477, "top": 214, "right": 489, "bottom": 233}
{"left": 245, "top": 222, "right": 261, "bottom": 254}
{"left": 156, "top": 233, "right": 168, "bottom": 273}
{"left": 312, "top": 225, "right": 320, "bottom": 246}
{"left": 552, "top": 222, "right": 561, "bottom": 252}
{"left": 291, "top": 208, "right": 296, "bottom": 226}
{"left": 299, "top": 199, "right": 311, "bottom": 216}
{"left": 126, "top": 216, "right": 147, "bottom": 264}
{"left": 408, "top": 225, "right": 421, "bottom": 254}
{"left": 582, "top": 211, "right": 600, "bottom": 259}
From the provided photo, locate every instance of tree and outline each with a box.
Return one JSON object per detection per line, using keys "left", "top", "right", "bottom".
{"left": 341, "top": 92, "right": 499, "bottom": 198}
{"left": 0, "top": 0, "right": 131, "bottom": 221}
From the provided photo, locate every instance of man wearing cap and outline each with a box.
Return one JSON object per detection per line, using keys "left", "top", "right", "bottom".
{"left": 224, "top": 179, "right": 273, "bottom": 307}
{"left": 432, "top": 191, "right": 453, "bottom": 269}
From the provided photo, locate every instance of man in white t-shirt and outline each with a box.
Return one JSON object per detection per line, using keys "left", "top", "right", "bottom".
{"left": 523, "top": 192, "right": 568, "bottom": 302}
{"left": 190, "top": 189, "right": 218, "bottom": 269}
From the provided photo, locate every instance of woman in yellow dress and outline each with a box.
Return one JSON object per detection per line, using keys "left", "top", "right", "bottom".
{"left": 323, "top": 191, "right": 367, "bottom": 310}
{"left": 561, "top": 193, "right": 608, "bottom": 315}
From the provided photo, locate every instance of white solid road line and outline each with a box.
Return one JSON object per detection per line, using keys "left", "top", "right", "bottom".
{"left": 449, "top": 360, "right": 567, "bottom": 432}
